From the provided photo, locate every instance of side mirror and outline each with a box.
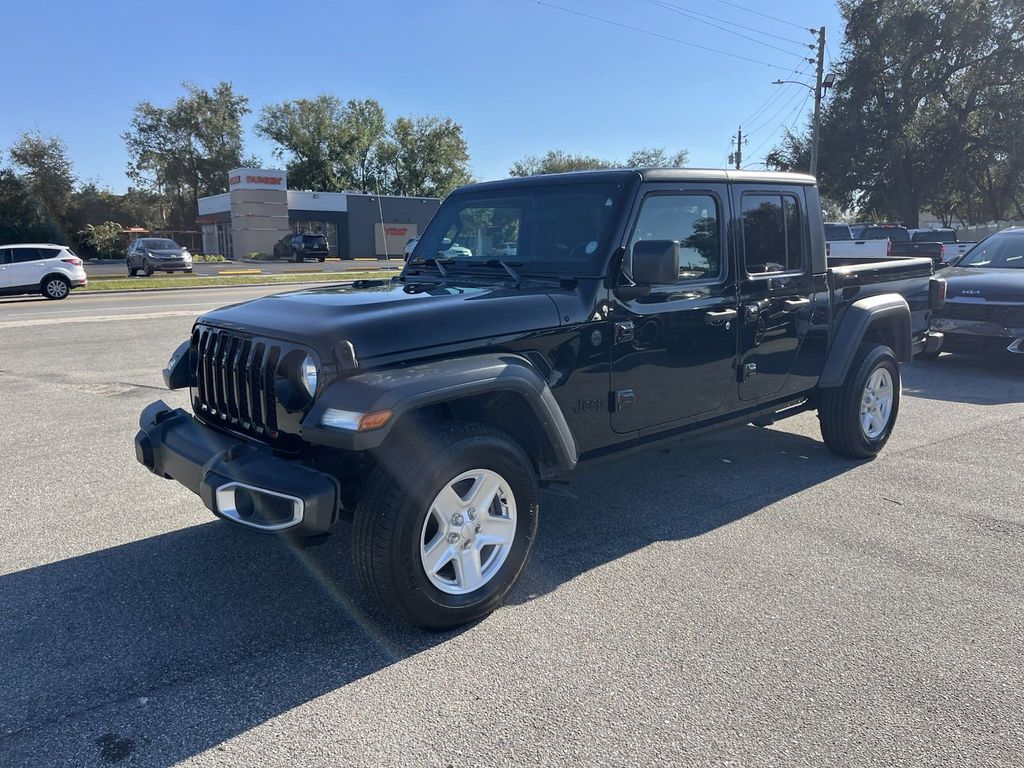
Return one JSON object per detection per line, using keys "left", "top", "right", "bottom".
{"left": 631, "top": 240, "right": 680, "bottom": 285}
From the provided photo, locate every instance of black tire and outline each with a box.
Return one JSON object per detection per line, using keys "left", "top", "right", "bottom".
{"left": 41, "top": 275, "right": 71, "bottom": 300}
{"left": 292, "top": 248, "right": 301, "bottom": 263}
{"left": 317, "top": 256, "right": 325, "bottom": 263}
{"left": 353, "top": 421, "right": 539, "bottom": 629}
{"left": 127, "top": 259, "right": 137, "bottom": 277}
{"left": 819, "top": 343, "right": 901, "bottom": 459}
{"left": 185, "top": 268, "right": 193, "bottom": 274}
{"left": 143, "top": 261, "right": 154, "bottom": 277}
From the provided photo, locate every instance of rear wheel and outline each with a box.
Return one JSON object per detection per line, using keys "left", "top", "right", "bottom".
{"left": 41, "top": 275, "right": 71, "bottom": 300}
{"left": 819, "top": 343, "right": 900, "bottom": 459}
{"left": 353, "top": 421, "right": 539, "bottom": 629}
{"left": 127, "top": 258, "right": 137, "bottom": 277}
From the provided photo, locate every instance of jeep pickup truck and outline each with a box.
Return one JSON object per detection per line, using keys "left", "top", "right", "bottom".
{"left": 135, "top": 169, "right": 945, "bottom": 628}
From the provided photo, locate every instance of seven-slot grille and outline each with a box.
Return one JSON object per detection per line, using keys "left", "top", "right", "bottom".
{"left": 192, "top": 325, "right": 280, "bottom": 438}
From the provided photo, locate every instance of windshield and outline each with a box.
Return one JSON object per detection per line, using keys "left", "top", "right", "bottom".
{"left": 958, "top": 233, "right": 1024, "bottom": 269}
{"left": 913, "top": 230, "right": 955, "bottom": 243}
{"left": 141, "top": 239, "right": 180, "bottom": 250}
{"left": 410, "top": 182, "right": 624, "bottom": 276}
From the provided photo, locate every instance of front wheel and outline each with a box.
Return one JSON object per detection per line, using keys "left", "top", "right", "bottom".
{"left": 291, "top": 249, "right": 302, "bottom": 263}
{"left": 143, "top": 262, "right": 154, "bottom": 277}
{"left": 818, "top": 343, "right": 900, "bottom": 459}
{"left": 353, "top": 421, "right": 539, "bottom": 629}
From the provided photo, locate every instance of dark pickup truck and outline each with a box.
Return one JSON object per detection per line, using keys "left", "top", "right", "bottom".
{"left": 860, "top": 224, "right": 945, "bottom": 265}
{"left": 135, "top": 169, "right": 945, "bottom": 628}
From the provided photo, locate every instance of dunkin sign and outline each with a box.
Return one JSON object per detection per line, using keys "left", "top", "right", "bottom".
{"left": 228, "top": 168, "right": 287, "bottom": 191}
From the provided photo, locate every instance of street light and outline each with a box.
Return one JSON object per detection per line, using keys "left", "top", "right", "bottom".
{"left": 772, "top": 71, "right": 835, "bottom": 178}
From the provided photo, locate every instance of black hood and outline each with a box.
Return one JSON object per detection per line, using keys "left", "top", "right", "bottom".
{"left": 938, "top": 266, "right": 1024, "bottom": 303}
{"left": 198, "top": 280, "right": 563, "bottom": 362}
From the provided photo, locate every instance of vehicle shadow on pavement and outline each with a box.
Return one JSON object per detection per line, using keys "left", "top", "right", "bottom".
{"left": 903, "top": 354, "right": 1024, "bottom": 405}
{"left": 0, "top": 424, "right": 852, "bottom": 767}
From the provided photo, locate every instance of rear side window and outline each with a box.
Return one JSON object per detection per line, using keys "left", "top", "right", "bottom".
{"left": 741, "top": 193, "right": 804, "bottom": 274}
{"left": 824, "top": 224, "right": 851, "bottom": 241}
{"left": 628, "top": 193, "right": 721, "bottom": 281}
{"left": 0, "top": 248, "right": 10, "bottom": 264}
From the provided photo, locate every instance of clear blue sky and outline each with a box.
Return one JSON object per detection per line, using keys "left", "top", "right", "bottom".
{"left": 0, "top": 0, "right": 844, "bottom": 192}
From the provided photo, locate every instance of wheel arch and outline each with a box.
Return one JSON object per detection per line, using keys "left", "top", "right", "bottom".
{"left": 819, "top": 294, "right": 911, "bottom": 388}
{"left": 302, "top": 353, "right": 578, "bottom": 478}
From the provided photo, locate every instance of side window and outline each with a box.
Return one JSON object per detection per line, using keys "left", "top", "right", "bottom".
{"left": 629, "top": 193, "right": 721, "bottom": 281}
{"left": 37, "top": 247, "right": 61, "bottom": 260}
{"left": 742, "top": 193, "right": 805, "bottom": 274}
{"left": 0, "top": 248, "right": 10, "bottom": 264}
{"left": 12, "top": 248, "right": 42, "bottom": 263}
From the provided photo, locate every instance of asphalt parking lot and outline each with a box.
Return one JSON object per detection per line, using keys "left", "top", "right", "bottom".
{"left": 1, "top": 288, "right": 1022, "bottom": 767}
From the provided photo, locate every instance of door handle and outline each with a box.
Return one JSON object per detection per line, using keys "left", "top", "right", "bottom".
{"left": 704, "top": 308, "right": 738, "bottom": 325}
{"left": 783, "top": 297, "right": 811, "bottom": 312}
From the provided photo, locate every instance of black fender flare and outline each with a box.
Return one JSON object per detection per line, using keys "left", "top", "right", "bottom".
{"left": 819, "top": 294, "right": 911, "bottom": 388}
{"left": 301, "top": 353, "right": 578, "bottom": 472}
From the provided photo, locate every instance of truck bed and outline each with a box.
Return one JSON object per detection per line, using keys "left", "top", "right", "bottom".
{"left": 827, "top": 255, "right": 935, "bottom": 342}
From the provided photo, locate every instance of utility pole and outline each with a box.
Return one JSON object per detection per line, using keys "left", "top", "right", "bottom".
{"left": 729, "top": 126, "right": 745, "bottom": 170}
{"left": 810, "top": 25, "right": 826, "bottom": 178}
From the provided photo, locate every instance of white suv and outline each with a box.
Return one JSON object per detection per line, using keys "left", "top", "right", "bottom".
{"left": 0, "top": 244, "right": 88, "bottom": 300}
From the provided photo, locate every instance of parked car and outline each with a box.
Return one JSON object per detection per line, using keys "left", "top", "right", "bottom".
{"left": 495, "top": 242, "right": 518, "bottom": 257}
{"left": 0, "top": 244, "right": 87, "bottom": 299}
{"left": 910, "top": 228, "right": 978, "bottom": 265}
{"left": 136, "top": 169, "right": 942, "bottom": 629}
{"left": 127, "top": 238, "right": 193, "bottom": 276}
{"left": 403, "top": 236, "right": 420, "bottom": 260}
{"left": 273, "top": 233, "right": 329, "bottom": 262}
{"left": 921, "top": 227, "right": 1024, "bottom": 359}
{"left": 824, "top": 222, "right": 889, "bottom": 259}
{"left": 858, "top": 224, "right": 944, "bottom": 264}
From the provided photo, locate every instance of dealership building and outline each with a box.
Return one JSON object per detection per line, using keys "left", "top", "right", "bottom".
{"left": 196, "top": 168, "right": 441, "bottom": 260}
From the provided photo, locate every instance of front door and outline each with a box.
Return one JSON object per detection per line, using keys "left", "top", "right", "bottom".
{"left": 734, "top": 189, "right": 814, "bottom": 401}
{"left": 610, "top": 185, "right": 739, "bottom": 434}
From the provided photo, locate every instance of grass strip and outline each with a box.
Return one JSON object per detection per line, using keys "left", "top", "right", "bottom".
{"left": 81, "top": 271, "right": 396, "bottom": 292}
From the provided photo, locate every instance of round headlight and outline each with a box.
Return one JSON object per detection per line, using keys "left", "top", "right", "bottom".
{"left": 299, "top": 354, "right": 318, "bottom": 396}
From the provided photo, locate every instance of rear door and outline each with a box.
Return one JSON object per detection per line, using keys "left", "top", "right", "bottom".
{"left": 734, "top": 188, "right": 814, "bottom": 401}
{"left": 609, "top": 183, "right": 739, "bottom": 433}
{"left": 9, "top": 247, "right": 52, "bottom": 288}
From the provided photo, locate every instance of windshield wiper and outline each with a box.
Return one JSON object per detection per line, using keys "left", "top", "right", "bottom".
{"left": 406, "top": 256, "right": 453, "bottom": 277}
{"left": 487, "top": 259, "right": 522, "bottom": 284}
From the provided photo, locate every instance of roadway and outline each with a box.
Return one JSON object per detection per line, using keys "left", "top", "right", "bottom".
{"left": 1, "top": 287, "right": 1022, "bottom": 767}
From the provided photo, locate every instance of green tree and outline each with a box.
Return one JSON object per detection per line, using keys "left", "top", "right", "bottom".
{"left": 509, "top": 147, "right": 689, "bottom": 176}
{"left": 8, "top": 131, "right": 76, "bottom": 241}
{"left": 378, "top": 115, "right": 472, "bottom": 197}
{"left": 79, "top": 221, "right": 124, "bottom": 259}
{"left": 0, "top": 164, "right": 48, "bottom": 244}
{"left": 123, "top": 81, "right": 251, "bottom": 229}
{"left": 255, "top": 95, "right": 388, "bottom": 192}
{"left": 768, "top": 0, "right": 1024, "bottom": 227}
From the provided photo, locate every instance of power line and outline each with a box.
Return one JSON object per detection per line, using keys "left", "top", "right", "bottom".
{"left": 747, "top": 90, "right": 812, "bottom": 161}
{"left": 737, "top": 60, "right": 812, "bottom": 127}
{"left": 523, "top": 0, "right": 794, "bottom": 70}
{"left": 647, "top": 0, "right": 814, "bottom": 48}
{"left": 747, "top": 84, "right": 807, "bottom": 135}
{"left": 713, "top": 0, "right": 810, "bottom": 32}
{"left": 645, "top": 0, "right": 811, "bottom": 59}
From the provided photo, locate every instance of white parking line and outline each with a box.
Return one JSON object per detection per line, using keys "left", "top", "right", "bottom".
{"left": 0, "top": 310, "right": 207, "bottom": 329}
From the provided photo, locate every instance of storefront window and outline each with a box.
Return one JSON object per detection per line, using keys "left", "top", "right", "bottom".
{"left": 292, "top": 220, "right": 338, "bottom": 256}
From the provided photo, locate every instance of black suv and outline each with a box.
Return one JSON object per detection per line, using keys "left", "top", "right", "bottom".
{"left": 135, "top": 170, "right": 943, "bottom": 628}
{"left": 273, "top": 233, "right": 329, "bottom": 262}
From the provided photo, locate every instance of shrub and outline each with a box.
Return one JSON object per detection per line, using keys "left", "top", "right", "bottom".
{"left": 194, "top": 253, "right": 226, "bottom": 262}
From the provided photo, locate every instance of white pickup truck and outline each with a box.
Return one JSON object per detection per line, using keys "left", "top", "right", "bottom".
{"left": 825, "top": 223, "right": 889, "bottom": 259}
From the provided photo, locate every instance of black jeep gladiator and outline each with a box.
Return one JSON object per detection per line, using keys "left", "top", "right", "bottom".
{"left": 135, "top": 169, "right": 945, "bottom": 628}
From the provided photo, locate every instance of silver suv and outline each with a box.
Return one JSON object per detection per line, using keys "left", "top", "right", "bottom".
{"left": 0, "top": 244, "right": 87, "bottom": 300}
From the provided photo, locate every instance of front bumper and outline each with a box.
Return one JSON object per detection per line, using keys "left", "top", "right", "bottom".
{"left": 134, "top": 400, "right": 340, "bottom": 534}
{"left": 931, "top": 317, "right": 1024, "bottom": 355}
